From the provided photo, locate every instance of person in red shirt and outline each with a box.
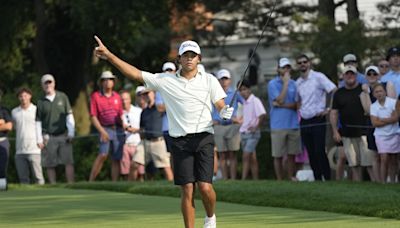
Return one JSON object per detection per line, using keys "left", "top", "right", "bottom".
{"left": 89, "top": 71, "right": 124, "bottom": 181}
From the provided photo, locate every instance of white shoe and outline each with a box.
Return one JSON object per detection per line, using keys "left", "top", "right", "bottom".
{"left": 203, "top": 214, "right": 216, "bottom": 228}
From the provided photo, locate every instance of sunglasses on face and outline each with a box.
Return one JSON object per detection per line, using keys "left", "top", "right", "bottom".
{"left": 44, "top": 80, "right": 53, "bottom": 85}
{"left": 367, "top": 72, "right": 379, "bottom": 76}
{"left": 297, "top": 60, "right": 308, "bottom": 65}
{"left": 101, "top": 78, "right": 114, "bottom": 81}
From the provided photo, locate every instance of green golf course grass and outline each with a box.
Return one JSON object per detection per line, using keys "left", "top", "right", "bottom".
{"left": 0, "top": 187, "right": 399, "bottom": 228}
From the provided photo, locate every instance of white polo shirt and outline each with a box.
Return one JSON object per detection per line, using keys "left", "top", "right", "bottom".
{"left": 122, "top": 105, "right": 142, "bottom": 145}
{"left": 11, "top": 104, "right": 41, "bottom": 155}
{"left": 142, "top": 70, "right": 226, "bottom": 137}
{"left": 296, "top": 70, "right": 336, "bottom": 119}
{"left": 370, "top": 97, "right": 399, "bottom": 136}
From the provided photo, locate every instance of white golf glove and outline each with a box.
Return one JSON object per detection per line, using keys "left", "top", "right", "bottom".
{"left": 219, "top": 105, "right": 234, "bottom": 120}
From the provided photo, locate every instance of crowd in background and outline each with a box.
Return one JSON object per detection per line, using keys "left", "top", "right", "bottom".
{"left": 0, "top": 46, "right": 400, "bottom": 188}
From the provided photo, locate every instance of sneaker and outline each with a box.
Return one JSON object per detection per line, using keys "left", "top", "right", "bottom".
{"left": 203, "top": 214, "right": 216, "bottom": 228}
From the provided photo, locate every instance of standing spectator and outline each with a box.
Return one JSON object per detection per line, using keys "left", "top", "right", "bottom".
{"left": 36, "top": 74, "right": 75, "bottom": 184}
{"left": 155, "top": 62, "right": 177, "bottom": 168}
{"left": 12, "top": 88, "right": 44, "bottom": 185}
{"left": 339, "top": 53, "right": 367, "bottom": 87}
{"left": 120, "top": 90, "right": 143, "bottom": 180}
{"left": 381, "top": 47, "right": 400, "bottom": 96}
{"left": 330, "top": 65, "right": 374, "bottom": 181}
{"left": 370, "top": 83, "right": 400, "bottom": 183}
{"left": 212, "top": 69, "right": 242, "bottom": 180}
{"left": 89, "top": 71, "right": 124, "bottom": 182}
{"left": 360, "top": 66, "right": 396, "bottom": 182}
{"left": 239, "top": 80, "right": 266, "bottom": 180}
{"left": 268, "top": 58, "right": 301, "bottom": 180}
{"left": 94, "top": 36, "right": 233, "bottom": 228}
{"left": 296, "top": 54, "right": 336, "bottom": 181}
{"left": 0, "top": 89, "right": 12, "bottom": 190}
{"left": 378, "top": 59, "right": 390, "bottom": 78}
{"left": 134, "top": 89, "right": 173, "bottom": 181}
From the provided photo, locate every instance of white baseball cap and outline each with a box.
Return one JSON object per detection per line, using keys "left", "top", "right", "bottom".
{"left": 365, "top": 66, "right": 380, "bottom": 75}
{"left": 135, "top": 86, "right": 146, "bottom": 94}
{"left": 343, "top": 53, "right": 357, "bottom": 63}
{"left": 162, "top": 62, "right": 176, "bottom": 72}
{"left": 343, "top": 65, "right": 357, "bottom": 74}
{"left": 178, "top": 40, "right": 201, "bottom": 56}
{"left": 216, "top": 69, "right": 231, "bottom": 79}
{"left": 41, "top": 74, "right": 55, "bottom": 85}
{"left": 100, "top": 71, "right": 116, "bottom": 80}
{"left": 278, "top": 58, "right": 291, "bottom": 68}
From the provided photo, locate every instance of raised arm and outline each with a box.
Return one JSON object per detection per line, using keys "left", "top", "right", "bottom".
{"left": 94, "top": 35, "right": 144, "bottom": 83}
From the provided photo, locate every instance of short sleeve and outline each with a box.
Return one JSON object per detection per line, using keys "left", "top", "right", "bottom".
{"left": 90, "top": 92, "right": 98, "bottom": 117}
{"left": 142, "top": 71, "right": 161, "bottom": 91}
{"left": 267, "top": 80, "right": 280, "bottom": 102}
{"left": 254, "top": 97, "right": 266, "bottom": 117}
{"left": 210, "top": 76, "right": 226, "bottom": 104}
{"left": 370, "top": 103, "right": 378, "bottom": 117}
{"left": 318, "top": 73, "right": 336, "bottom": 93}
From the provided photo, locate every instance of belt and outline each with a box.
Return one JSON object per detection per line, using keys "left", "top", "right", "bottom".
{"left": 184, "top": 132, "right": 210, "bottom": 138}
{"left": 147, "top": 137, "right": 164, "bottom": 142}
{"left": 48, "top": 132, "right": 66, "bottom": 137}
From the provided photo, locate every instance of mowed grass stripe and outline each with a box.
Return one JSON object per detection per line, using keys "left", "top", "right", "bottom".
{"left": 0, "top": 188, "right": 399, "bottom": 228}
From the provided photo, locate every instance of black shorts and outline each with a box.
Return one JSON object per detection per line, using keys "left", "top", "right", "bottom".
{"left": 170, "top": 132, "right": 214, "bottom": 185}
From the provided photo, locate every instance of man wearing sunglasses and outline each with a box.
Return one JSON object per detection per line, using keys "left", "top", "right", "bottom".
{"left": 36, "top": 74, "right": 75, "bottom": 184}
{"left": 295, "top": 54, "right": 336, "bottom": 181}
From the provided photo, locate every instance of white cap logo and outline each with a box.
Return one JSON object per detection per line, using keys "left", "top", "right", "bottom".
{"left": 178, "top": 40, "right": 201, "bottom": 56}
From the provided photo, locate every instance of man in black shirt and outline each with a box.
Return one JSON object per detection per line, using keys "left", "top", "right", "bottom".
{"left": 136, "top": 90, "right": 173, "bottom": 181}
{"left": 330, "top": 65, "right": 375, "bottom": 181}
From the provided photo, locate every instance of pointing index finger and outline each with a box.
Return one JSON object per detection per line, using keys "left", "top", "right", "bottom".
{"left": 94, "top": 35, "right": 103, "bottom": 47}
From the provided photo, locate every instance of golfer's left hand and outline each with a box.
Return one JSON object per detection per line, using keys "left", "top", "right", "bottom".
{"left": 94, "top": 35, "right": 110, "bottom": 60}
{"left": 220, "top": 105, "right": 234, "bottom": 120}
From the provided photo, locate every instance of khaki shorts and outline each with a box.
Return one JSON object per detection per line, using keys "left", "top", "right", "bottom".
{"left": 342, "top": 136, "right": 373, "bottom": 167}
{"left": 214, "top": 124, "right": 241, "bottom": 152}
{"left": 132, "top": 138, "right": 171, "bottom": 168}
{"left": 42, "top": 135, "right": 73, "bottom": 167}
{"left": 271, "top": 129, "right": 302, "bottom": 158}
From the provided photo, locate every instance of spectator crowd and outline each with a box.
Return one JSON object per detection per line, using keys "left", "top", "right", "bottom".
{"left": 1, "top": 46, "right": 400, "bottom": 190}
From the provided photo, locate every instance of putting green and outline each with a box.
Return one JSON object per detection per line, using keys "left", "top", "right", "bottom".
{"left": 0, "top": 188, "right": 398, "bottom": 227}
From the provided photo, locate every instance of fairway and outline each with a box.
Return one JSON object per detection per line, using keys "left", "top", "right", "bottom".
{"left": 0, "top": 188, "right": 399, "bottom": 228}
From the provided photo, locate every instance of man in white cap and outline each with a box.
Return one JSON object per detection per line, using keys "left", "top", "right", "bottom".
{"left": 36, "top": 74, "right": 75, "bottom": 184}
{"left": 94, "top": 36, "right": 233, "bottom": 228}
{"left": 330, "top": 65, "right": 374, "bottom": 182}
{"left": 268, "top": 58, "right": 301, "bottom": 181}
{"left": 89, "top": 71, "right": 125, "bottom": 182}
{"left": 156, "top": 62, "right": 176, "bottom": 171}
{"left": 212, "top": 69, "right": 242, "bottom": 180}
{"left": 339, "top": 53, "right": 367, "bottom": 87}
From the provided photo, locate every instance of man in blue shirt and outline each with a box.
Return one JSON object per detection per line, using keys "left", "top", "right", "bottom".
{"left": 212, "top": 69, "right": 243, "bottom": 180}
{"left": 381, "top": 47, "right": 400, "bottom": 96}
{"left": 268, "top": 58, "right": 301, "bottom": 180}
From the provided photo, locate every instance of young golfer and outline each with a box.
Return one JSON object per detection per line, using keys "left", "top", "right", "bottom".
{"left": 94, "top": 36, "right": 233, "bottom": 228}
